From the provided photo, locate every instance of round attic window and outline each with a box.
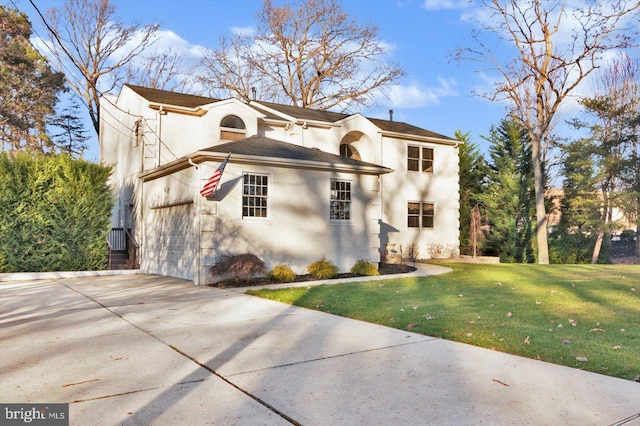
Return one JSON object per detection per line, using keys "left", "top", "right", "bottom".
{"left": 340, "top": 143, "right": 361, "bottom": 160}
{"left": 221, "top": 115, "right": 245, "bottom": 130}
{"left": 220, "top": 115, "right": 246, "bottom": 141}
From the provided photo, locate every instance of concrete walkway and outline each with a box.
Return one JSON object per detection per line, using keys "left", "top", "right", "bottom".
{"left": 1, "top": 271, "right": 638, "bottom": 425}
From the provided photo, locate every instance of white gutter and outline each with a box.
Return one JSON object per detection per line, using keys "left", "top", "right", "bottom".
{"left": 140, "top": 152, "right": 393, "bottom": 182}
{"left": 148, "top": 102, "right": 206, "bottom": 116}
{"left": 379, "top": 130, "right": 458, "bottom": 146}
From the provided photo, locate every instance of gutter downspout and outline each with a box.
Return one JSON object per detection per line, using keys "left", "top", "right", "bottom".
{"left": 139, "top": 150, "right": 146, "bottom": 276}
{"left": 157, "top": 106, "right": 165, "bottom": 167}
{"left": 190, "top": 158, "right": 203, "bottom": 285}
{"left": 379, "top": 133, "right": 384, "bottom": 265}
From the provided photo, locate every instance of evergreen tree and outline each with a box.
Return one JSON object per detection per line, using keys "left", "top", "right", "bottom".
{"left": 551, "top": 137, "right": 606, "bottom": 263}
{"left": 559, "top": 94, "right": 631, "bottom": 263}
{"left": 0, "top": 6, "right": 65, "bottom": 153}
{"left": 554, "top": 54, "right": 639, "bottom": 262}
{"left": 479, "top": 119, "right": 535, "bottom": 263}
{"left": 49, "top": 99, "right": 89, "bottom": 157}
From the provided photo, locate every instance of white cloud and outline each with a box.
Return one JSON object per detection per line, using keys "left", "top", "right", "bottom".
{"left": 231, "top": 26, "right": 255, "bottom": 37}
{"left": 423, "top": 0, "right": 470, "bottom": 11}
{"left": 388, "top": 77, "right": 458, "bottom": 108}
{"left": 150, "top": 29, "right": 205, "bottom": 60}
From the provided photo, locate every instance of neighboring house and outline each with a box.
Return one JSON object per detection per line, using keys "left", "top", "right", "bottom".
{"left": 100, "top": 84, "right": 460, "bottom": 284}
{"left": 546, "top": 187, "right": 634, "bottom": 233}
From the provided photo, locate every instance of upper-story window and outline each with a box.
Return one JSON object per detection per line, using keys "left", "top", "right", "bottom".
{"left": 220, "top": 115, "right": 246, "bottom": 141}
{"left": 408, "top": 145, "right": 434, "bottom": 173}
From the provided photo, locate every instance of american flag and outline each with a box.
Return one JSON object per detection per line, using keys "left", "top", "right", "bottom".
{"left": 200, "top": 154, "right": 230, "bottom": 197}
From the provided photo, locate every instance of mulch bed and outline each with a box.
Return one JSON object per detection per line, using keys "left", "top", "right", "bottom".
{"left": 208, "top": 263, "right": 417, "bottom": 289}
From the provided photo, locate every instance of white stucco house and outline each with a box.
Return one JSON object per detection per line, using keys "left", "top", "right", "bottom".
{"left": 101, "top": 84, "right": 460, "bottom": 284}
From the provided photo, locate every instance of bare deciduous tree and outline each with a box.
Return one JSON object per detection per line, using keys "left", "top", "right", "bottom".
{"left": 39, "top": 0, "right": 159, "bottom": 134}
{"left": 456, "top": 0, "right": 640, "bottom": 264}
{"left": 199, "top": 0, "right": 405, "bottom": 111}
{"left": 126, "top": 48, "right": 193, "bottom": 93}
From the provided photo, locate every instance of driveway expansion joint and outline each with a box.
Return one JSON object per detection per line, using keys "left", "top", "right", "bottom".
{"left": 63, "top": 283, "right": 301, "bottom": 426}
{"left": 226, "top": 337, "right": 439, "bottom": 377}
{"left": 168, "top": 344, "right": 301, "bottom": 426}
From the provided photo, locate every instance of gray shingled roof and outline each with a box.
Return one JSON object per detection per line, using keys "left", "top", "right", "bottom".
{"left": 368, "top": 118, "right": 452, "bottom": 140}
{"left": 125, "top": 84, "right": 454, "bottom": 141}
{"left": 249, "top": 100, "right": 350, "bottom": 123}
{"left": 126, "top": 84, "right": 220, "bottom": 109}
{"left": 203, "top": 135, "right": 390, "bottom": 171}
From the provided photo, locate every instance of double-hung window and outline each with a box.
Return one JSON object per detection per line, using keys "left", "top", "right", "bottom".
{"left": 407, "top": 146, "right": 434, "bottom": 173}
{"left": 330, "top": 180, "right": 351, "bottom": 220}
{"left": 408, "top": 202, "right": 434, "bottom": 229}
{"left": 242, "top": 174, "right": 268, "bottom": 218}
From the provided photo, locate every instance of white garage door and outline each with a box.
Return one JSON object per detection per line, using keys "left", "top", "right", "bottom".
{"left": 144, "top": 203, "right": 196, "bottom": 281}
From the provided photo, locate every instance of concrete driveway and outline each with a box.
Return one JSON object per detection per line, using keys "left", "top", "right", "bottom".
{"left": 1, "top": 273, "right": 638, "bottom": 425}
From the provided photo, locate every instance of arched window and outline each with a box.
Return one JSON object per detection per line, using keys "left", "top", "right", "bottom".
{"left": 220, "top": 115, "right": 246, "bottom": 141}
{"left": 339, "top": 143, "right": 361, "bottom": 160}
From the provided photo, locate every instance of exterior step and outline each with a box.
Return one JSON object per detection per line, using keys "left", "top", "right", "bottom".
{"left": 109, "top": 250, "right": 135, "bottom": 270}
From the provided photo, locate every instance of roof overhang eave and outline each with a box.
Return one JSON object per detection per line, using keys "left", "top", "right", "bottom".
{"left": 260, "top": 117, "right": 338, "bottom": 129}
{"left": 140, "top": 151, "right": 393, "bottom": 182}
{"left": 148, "top": 102, "right": 207, "bottom": 116}
{"left": 379, "top": 130, "right": 458, "bottom": 146}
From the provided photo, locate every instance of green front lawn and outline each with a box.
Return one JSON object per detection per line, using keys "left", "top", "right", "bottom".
{"left": 247, "top": 263, "right": 640, "bottom": 380}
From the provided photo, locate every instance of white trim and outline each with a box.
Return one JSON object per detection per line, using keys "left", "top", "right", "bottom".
{"left": 408, "top": 201, "right": 436, "bottom": 230}
{"left": 249, "top": 101, "right": 297, "bottom": 122}
{"left": 241, "top": 172, "right": 272, "bottom": 221}
{"left": 140, "top": 152, "right": 393, "bottom": 182}
{"left": 407, "top": 144, "right": 435, "bottom": 174}
{"left": 381, "top": 130, "right": 457, "bottom": 146}
{"left": 329, "top": 178, "right": 353, "bottom": 223}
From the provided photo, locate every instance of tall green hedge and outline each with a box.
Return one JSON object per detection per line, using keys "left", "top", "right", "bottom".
{"left": 0, "top": 153, "right": 113, "bottom": 272}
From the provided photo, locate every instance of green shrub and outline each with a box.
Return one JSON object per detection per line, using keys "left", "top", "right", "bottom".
{"left": 0, "top": 153, "right": 113, "bottom": 272}
{"left": 268, "top": 264, "right": 296, "bottom": 282}
{"left": 350, "top": 258, "right": 379, "bottom": 276}
{"left": 620, "top": 229, "right": 636, "bottom": 242}
{"left": 307, "top": 256, "right": 338, "bottom": 279}
{"left": 210, "top": 253, "right": 267, "bottom": 281}
{"left": 548, "top": 230, "right": 610, "bottom": 264}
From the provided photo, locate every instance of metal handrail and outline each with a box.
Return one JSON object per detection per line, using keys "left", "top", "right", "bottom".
{"left": 108, "top": 228, "right": 127, "bottom": 250}
{"left": 107, "top": 228, "right": 140, "bottom": 269}
{"left": 124, "top": 228, "right": 139, "bottom": 248}
{"left": 124, "top": 228, "right": 139, "bottom": 269}
{"left": 106, "top": 237, "right": 113, "bottom": 270}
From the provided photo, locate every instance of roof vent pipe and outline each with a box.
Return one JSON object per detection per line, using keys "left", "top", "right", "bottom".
{"left": 389, "top": 109, "right": 393, "bottom": 121}
{"left": 251, "top": 87, "right": 257, "bottom": 101}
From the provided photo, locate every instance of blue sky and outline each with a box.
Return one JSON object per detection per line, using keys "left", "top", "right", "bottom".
{"left": 21, "top": 0, "right": 638, "bottom": 163}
